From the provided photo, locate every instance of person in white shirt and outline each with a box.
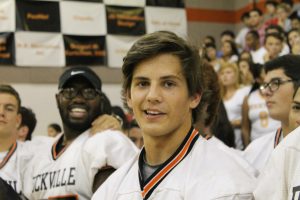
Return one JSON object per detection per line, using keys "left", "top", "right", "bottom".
{"left": 243, "top": 54, "right": 300, "bottom": 173}
{"left": 254, "top": 80, "right": 300, "bottom": 199}
{"left": 92, "top": 31, "right": 256, "bottom": 200}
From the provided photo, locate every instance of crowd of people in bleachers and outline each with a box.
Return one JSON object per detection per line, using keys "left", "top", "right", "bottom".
{"left": 198, "top": 0, "right": 300, "bottom": 150}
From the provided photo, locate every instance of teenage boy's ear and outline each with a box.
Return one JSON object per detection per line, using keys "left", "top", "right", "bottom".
{"left": 190, "top": 92, "right": 202, "bottom": 109}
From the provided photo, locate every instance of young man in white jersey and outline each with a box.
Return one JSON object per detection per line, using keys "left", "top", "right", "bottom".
{"left": 254, "top": 80, "right": 300, "bottom": 199}
{"left": 243, "top": 54, "right": 300, "bottom": 173}
{"left": 21, "top": 66, "right": 138, "bottom": 200}
{"left": 92, "top": 31, "right": 256, "bottom": 200}
{"left": 0, "top": 84, "right": 26, "bottom": 196}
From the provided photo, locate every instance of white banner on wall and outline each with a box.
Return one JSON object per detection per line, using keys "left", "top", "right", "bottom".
{"left": 145, "top": 6, "right": 187, "bottom": 38}
{"left": 0, "top": 0, "right": 15, "bottom": 32}
{"left": 15, "top": 32, "right": 65, "bottom": 67}
{"left": 107, "top": 34, "right": 138, "bottom": 68}
{"left": 60, "top": 1, "right": 107, "bottom": 36}
{"left": 104, "top": 0, "right": 145, "bottom": 7}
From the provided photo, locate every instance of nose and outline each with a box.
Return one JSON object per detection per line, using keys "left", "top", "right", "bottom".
{"left": 146, "top": 83, "right": 162, "bottom": 103}
{"left": 0, "top": 105, "right": 4, "bottom": 116}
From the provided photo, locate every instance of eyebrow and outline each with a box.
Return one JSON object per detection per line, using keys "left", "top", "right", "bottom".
{"left": 133, "top": 75, "right": 182, "bottom": 81}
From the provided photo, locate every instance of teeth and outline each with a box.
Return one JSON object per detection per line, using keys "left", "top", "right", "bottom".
{"left": 147, "top": 110, "right": 159, "bottom": 115}
{"left": 71, "top": 108, "right": 86, "bottom": 112}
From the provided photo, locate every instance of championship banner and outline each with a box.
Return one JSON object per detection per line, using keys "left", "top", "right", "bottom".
{"left": 64, "top": 35, "right": 106, "bottom": 66}
{"left": 146, "top": 0, "right": 184, "bottom": 8}
{"left": 0, "top": 33, "right": 14, "bottom": 65}
{"left": 0, "top": 0, "right": 16, "bottom": 32}
{"left": 106, "top": 5, "right": 145, "bottom": 36}
{"left": 60, "top": 1, "right": 106, "bottom": 36}
{"left": 15, "top": 32, "right": 65, "bottom": 67}
{"left": 106, "top": 35, "right": 138, "bottom": 68}
{"left": 16, "top": 0, "right": 60, "bottom": 32}
{"left": 104, "top": 0, "right": 145, "bottom": 7}
{"left": 145, "top": 6, "right": 187, "bottom": 38}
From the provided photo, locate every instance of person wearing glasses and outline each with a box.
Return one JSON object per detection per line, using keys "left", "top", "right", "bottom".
{"left": 21, "top": 66, "right": 138, "bottom": 200}
{"left": 243, "top": 54, "right": 300, "bottom": 174}
{"left": 253, "top": 81, "right": 300, "bottom": 199}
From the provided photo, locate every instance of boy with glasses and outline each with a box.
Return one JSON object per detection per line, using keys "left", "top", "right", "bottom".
{"left": 243, "top": 54, "right": 300, "bottom": 173}
{"left": 21, "top": 66, "right": 138, "bottom": 200}
{"left": 253, "top": 82, "right": 300, "bottom": 199}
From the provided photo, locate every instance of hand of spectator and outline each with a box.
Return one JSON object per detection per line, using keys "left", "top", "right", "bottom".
{"left": 90, "top": 114, "right": 122, "bottom": 135}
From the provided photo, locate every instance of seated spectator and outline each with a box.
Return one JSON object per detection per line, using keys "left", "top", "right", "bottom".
{"left": 47, "top": 123, "right": 62, "bottom": 137}
{"left": 17, "top": 106, "right": 37, "bottom": 141}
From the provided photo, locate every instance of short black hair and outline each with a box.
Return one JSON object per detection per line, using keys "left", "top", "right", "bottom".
{"left": 20, "top": 106, "right": 37, "bottom": 141}
{"left": 48, "top": 123, "right": 62, "bottom": 133}
{"left": 220, "top": 30, "right": 235, "bottom": 38}
{"left": 265, "top": 54, "right": 300, "bottom": 82}
{"left": 249, "top": 8, "right": 263, "bottom": 16}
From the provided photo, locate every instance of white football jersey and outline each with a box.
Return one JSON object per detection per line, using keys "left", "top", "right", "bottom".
{"left": 254, "top": 126, "right": 300, "bottom": 200}
{"left": 243, "top": 128, "right": 282, "bottom": 173}
{"left": 0, "top": 140, "right": 46, "bottom": 195}
{"left": 22, "top": 129, "right": 138, "bottom": 200}
{"left": 92, "top": 128, "right": 256, "bottom": 200}
{"left": 247, "top": 90, "right": 281, "bottom": 141}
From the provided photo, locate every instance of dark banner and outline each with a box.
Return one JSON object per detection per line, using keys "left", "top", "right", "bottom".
{"left": 16, "top": 0, "right": 60, "bottom": 32}
{"left": 64, "top": 35, "right": 106, "bottom": 66}
{"left": 62, "top": 0, "right": 103, "bottom": 2}
{"left": 0, "top": 33, "right": 14, "bottom": 65}
{"left": 106, "top": 6, "right": 145, "bottom": 36}
{"left": 146, "top": 0, "right": 184, "bottom": 8}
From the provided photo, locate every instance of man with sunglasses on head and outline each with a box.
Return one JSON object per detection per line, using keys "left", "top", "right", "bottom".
{"left": 243, "top": 54, "right": 300, "bottom": 174}
{"left": 21, "top": 66, "right": 138, "bottom": 200}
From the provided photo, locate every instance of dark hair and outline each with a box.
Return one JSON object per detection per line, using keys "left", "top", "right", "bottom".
{"left": 265, "top": 24, "right": 285, "bottom": 35}
{"left": 204, "top": 35, "right": 216, "bottom": 45}
{"left": 48, "top": 123, "right": 62, "bottom": 133}
{"left": 211, "top": 101, "right": 235, "bottom": 148}
{"left": 247, "top": 30, "right": 260, "bottom": 40}
{"left": 0, "top": 84, "right": 21, "bottom": 112}
{"left": 249, "top": 63, "right": 264, "bottom": 93}
{"left": 264, "top": 32, "right": 284, "bottom": 44}
{"left": 122, "top": 31, "right": 204, "bottom": 122}
{"left": 265, "top": 0, "right": 278, "bottom": 7}
{"left": 198, "top": 62, "right": 221, "bottom": 127}
{"left": 249, "top": 8, "right": 263, "bottom": 16}
{"left": 20, "top": 106, "right": 37, "bottom": 141}
{"left": 241, "top": 11, "right": 250, "bottom": 21}
{"left": 265, "top": 55, "right": 300, "bottom": 88}
{"left": 220, "top": 30, "right": 235, "bottom": 39}
{"left": 223, "top": 40, "right": 239, "bottom": 56}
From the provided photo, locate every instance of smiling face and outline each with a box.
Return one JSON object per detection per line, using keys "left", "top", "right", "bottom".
{"left": 56, "top": 77, "right": 102, "bottom": 133}
{"left": 262, "top": 69, "right": 294, "bottom": 123}
{"left": 289, "top": 87, "right": 300, "bottom": 131}
{"left": 126, "top": 53, "right": 201, "bottom": 140}
{"left": 0, "top": 93, "right": 21, "bottom": 140}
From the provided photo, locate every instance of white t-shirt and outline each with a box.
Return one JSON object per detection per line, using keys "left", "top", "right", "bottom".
{"left": 247, "top": 90, "right": 281, "bottom": 141}
{"left": 224, "top": 86, "right": 251, "bottom": 150}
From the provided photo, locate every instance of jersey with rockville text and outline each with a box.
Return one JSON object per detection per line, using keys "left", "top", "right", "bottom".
{"left": 92, "top": 128, "right": 256, "bottom": 200}
{"left": 22, "top": 130, "right": 138, "bottom": 200}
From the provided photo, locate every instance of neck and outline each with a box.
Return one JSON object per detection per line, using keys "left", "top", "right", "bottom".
{"left": 143, "top": 123, "right": 192, "bottom": 166}
{"left": 0, "top": 135, "right": 16, "bottom": 152}
{"left": 282, "top": 122, "right": 291, "bottom": 138}
{"left": 62, "top": 126, "right": 83, "bottom": 145}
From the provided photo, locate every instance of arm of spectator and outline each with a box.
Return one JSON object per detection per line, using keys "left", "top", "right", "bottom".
{"left": 241, "top": 96, "right": 251, "bottom": 147}
{"left": 90, "top": 114, "right": 122, "bottom": 135}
